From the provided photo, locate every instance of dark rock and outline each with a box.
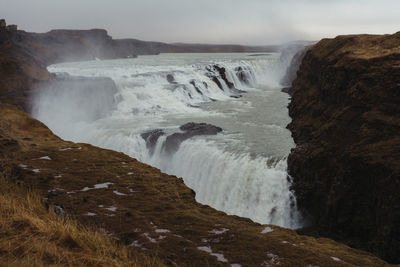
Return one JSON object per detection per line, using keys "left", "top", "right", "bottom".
{"left": 235, "top": 66, "right": 251, "bottom": 85}
{"left": 189, "top": 80, "right": 203, "bottom": 95}
{"left": 141, "top": 129, "right": 165, "bottom": 155}
{"left": 164, "top": 122, "right": 222, "bottom": 154}
{"left": 286, "top": 32, "right": 400, "bottom": 263}
{"left": 166, "top": 74, "right": 177, "bottom": 84}
{"left": 6, "top": 25, "right": 17, "bottom": 31}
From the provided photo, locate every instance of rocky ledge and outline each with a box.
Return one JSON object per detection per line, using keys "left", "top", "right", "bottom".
{"left": 287, "top": 32, "right": 400, "bottom": 263}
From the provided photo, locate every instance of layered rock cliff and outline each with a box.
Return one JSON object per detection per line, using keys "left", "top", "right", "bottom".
{"left": 287, "top": 32, "right": 400, "bottom": 263}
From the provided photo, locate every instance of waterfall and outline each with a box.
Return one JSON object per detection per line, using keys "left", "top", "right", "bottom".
{"left": 32, "top": 52, "right": 303, "bottom": 229}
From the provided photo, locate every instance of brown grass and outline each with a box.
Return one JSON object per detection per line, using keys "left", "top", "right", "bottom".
{"left": 0, "top": 173, "right": 165, "bottom": 267}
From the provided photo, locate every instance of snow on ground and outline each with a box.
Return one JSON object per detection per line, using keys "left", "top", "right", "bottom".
{"left": 155, "top": 229, "right": 171, "bottom": 233}
{"left": 81, "top": 182, "right": 114, "bottom": 192}
{"left": 261, "top": 227, "right": 273, "bottom": 234}
{"left": 105, "top": 206, "right": 117, "bottom": 212}
{"left": 113, "top": 190, "right": 127, "bottom": 196}
{"left": 209, "top": 228, "right": 229, "bottom": 235}
{"left": 197, "top": 246, "right": 228, "bottom": 263}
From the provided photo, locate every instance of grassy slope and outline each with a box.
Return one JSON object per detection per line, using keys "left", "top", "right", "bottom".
{"left": 0, "top": 172, "right": 165, "bottom": 266}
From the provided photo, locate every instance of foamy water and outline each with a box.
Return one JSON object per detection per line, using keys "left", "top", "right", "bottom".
{"left": 33, "top": 52, "right": 302, "bottom": 228}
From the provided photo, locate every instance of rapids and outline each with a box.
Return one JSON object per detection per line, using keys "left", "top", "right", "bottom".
{"left": 33, "top": 51, "right": 302, "bottom": 229}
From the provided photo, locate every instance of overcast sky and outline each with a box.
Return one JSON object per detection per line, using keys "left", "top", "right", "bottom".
{"left": 1, "top": 0, "right": 399, "bottom": 45}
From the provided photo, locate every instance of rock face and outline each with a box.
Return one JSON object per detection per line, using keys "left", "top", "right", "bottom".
{"left": 286, "top": 32, "right": 400, "bottom": 263}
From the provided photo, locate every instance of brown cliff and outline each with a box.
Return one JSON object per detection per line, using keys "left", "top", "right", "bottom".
{"left": 287, "top": 32, "right": 400, "bottom": 263}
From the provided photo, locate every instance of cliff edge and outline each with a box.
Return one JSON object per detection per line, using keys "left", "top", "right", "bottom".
{"left": 287, "top": 32, "right": 400, "bottom": 263}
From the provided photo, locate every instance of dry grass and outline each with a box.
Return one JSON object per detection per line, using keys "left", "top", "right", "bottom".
{"left": 0, "top": 173, "right": 165, "bottom": 267}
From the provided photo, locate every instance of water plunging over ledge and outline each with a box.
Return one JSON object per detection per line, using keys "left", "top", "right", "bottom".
{"left": 32, "top": 52, "right": 302, "bottom": 229}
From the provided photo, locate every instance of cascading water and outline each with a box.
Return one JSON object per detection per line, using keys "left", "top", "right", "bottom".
{"left": 32, "top": 52, "right": 302, "bottom": 229}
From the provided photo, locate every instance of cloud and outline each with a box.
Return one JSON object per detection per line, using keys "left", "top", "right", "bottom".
{"left": 1, "top": 0, "right": 399, "bottom": 45}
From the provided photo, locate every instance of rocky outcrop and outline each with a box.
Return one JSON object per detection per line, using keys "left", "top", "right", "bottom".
{"left": 141, "top": 122, "right": 223, "bottom": 155}
{"left": 286, "top": 32, "right": 400, "bottom": 263}
{"left": 206, "top": 65, "right": 245, "bottom": 97}
{"left": 165, "top": 122, "right": 222, "bottom": 154}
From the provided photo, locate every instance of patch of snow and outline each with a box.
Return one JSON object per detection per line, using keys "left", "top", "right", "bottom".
{"left": 121, "top": 162, "right": 127, "bottom": 165}
{"left": 113, "top": 190, "right": 127, "bottom": 196}
{"left": 261, "top": 227, "right": 273, "bottom": 234}
{"left": 94, "top": 182, "right": 113, "bottom": 189}
{"left": 32, "top": 169, "right": 40, "bottom": 173}
{"left": 81, "top": 182, "right": 114, "bottom": 192}
{"left": 85, "top": 212, "right": 96, "bottom": 216}
{"left": 54, "top": 174, "right": 62, "bottom": 178}
{"left": 281, "top": 241, "right": 289, "bottom": 244}
{"left": 98, "top": 205, "right": 104, "bottom": 208}
{"left": 60, "top": 147, "right": 81, "bottom": 151}
{"left": 331, "top": 257, "right": 341, "bottom": 262}
{"left": 105, "top": 206, "right": 117, "bottom": 212}
{"left": 197, "top": 246, "right": 228, "bottom": 263}
{"left": 143, "top": 233, "right": 157, "bottom": 243}
{"left": 231, "top": 264, "right": 242, "bottom": 267}
{"left": 39, "top": 156, "right": 51, "bottom": 160}
{"left": 155, "top": 229, "right": 171, "bottom": 233}
{"left": 129, "top": 240, "right": 141, "bottom": 247}
{"left": 67, "top": 191, "right": 76, "bottom": 194}
{"left": 127, "top": 172, "right": 134, "bottom": 175}
{"left": 158, "top": 235, "right": 166, "bottom": 240}
{"left": 209, "top": 228, "right": 229, "bottom": 235}
{"left": 18, "top": 164, "right": 28, "bottom": 168}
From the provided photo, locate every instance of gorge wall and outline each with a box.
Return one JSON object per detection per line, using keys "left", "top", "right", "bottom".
{"left": 287, "top": 32, "right": 400, "bottom": 263}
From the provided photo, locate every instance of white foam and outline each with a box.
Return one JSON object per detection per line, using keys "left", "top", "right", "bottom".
{"left": 39, "top": 156, "right": 51, "bottom": 160}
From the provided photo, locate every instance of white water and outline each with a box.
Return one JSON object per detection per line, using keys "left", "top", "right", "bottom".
{"left": 33, "top": 52, "right": 302, "bottom": 229}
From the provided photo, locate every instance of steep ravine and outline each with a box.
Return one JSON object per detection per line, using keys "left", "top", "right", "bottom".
{"left": 0, "top": 24, "right": 397, "bottom": 266}
{"left": 287, "top": 32, "right": 400, "bottom": 263}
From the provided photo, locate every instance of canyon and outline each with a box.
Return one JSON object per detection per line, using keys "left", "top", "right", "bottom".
{"left": 1, "top": 20, "right": 399, "bottom": 266}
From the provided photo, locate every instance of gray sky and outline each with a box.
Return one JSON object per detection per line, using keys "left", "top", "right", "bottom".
{"left": 1, "top": 0, "right": 399, "bottom": 45}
